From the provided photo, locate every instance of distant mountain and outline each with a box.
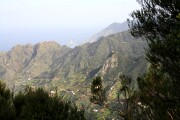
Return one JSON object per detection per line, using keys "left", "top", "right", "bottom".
{"left": 84, "top": 21, "right": 129, "bottom": 43}
{"left": 0, "top": 30, "right": 148, "bottom": 119}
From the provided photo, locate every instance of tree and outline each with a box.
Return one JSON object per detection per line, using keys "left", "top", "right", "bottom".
{"left": 90, "top": 75, "right": 139, "bottom": 120}
{"left": 90, "top": 76, "right": 106, "bottom": 106}
{"left": 135, "top": 66, "right": 177, "bottom": 119}
{"left": 128, "top": 0, "right": 180, "bottom": 80}
{"left": 117, "top": 75, "right": 142, "bottom": 120}
{"left": 14, "top": 87, "right": 85, "bottom": 120}
{"left": 128, "top": 0, "right": 180, "bottom": 119}
{"left": 0, "top": 81, "right": 15, "bottom": 120}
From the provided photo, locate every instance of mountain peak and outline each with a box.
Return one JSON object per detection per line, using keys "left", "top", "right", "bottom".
{"left": 84, "top": 21, "right": 129, "bottom": 43}
{"left": 10, "top": 44, "right": 33, "bottom": 52}
{"left": 106, "top": 21, "right": 128, "bottom": 30}
{"left": 36, "top": 41, "right": 60, "bottom": 46}
{"left": 109, "top": 22, "right": 121, "bottom": 26}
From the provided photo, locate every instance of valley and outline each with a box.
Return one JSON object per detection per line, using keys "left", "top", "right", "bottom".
{"left": 0, "top": 28, "right": 148, "bottom": 119}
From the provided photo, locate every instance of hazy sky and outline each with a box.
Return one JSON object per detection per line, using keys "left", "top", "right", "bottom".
{"left": 0, "top": 0, "right": 140, "bottom": 51}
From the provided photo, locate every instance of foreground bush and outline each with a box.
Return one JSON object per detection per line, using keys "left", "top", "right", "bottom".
{"left": 0, "top": 81, "right": 85, "bottom": 120}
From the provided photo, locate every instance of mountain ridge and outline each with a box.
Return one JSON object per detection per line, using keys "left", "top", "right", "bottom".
{"left": 0, "top": 29, "right": 148, "bottom": 119}
{"left": 84, "top": 21, "right": 129, "bottom": 43}
{"left": 0, "top": 30, "right": 147, "bottom": 83}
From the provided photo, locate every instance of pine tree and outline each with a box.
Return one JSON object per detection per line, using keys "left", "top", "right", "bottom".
{"left": 0, "top": 81, "right": 15, "bottom": 120}
{"left": 90, "top": 76, "right": 106, "bottom": 106}
{"left": 128, "top": 0, "right": 180, "bottom": 80}
{"left": 128, "top": 0, "right": 180, "bottom": 119}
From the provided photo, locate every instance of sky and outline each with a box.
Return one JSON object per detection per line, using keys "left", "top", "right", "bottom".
{"left": 0, "top": 0, "right": 141, "bottom": 51}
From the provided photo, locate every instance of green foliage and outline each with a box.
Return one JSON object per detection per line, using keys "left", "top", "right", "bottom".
{"left": 0, "top": 81, "right": 16, "bottom": 120}
{"left": 128, "top": 0, "right": 180, "bottom": 80}
{"left": 128, "top": 0, "right": 180, "bottom": 119}
{"left": 118, "top": 75, "right": 139, "bottom": 120}
{"left": 0, "top": 81, "right": 85, "bottom": 120}
{"left": 90, "top": 75, "right": 138, "bottom": 120}
{"left": 13, "top": 87, "right": 85, "bottom": 120}
{"left": 135, "top": 66, "right": 180, "bottom": 119}
{"left": 90, "top": 76, "right": 106, "bottom": 106}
